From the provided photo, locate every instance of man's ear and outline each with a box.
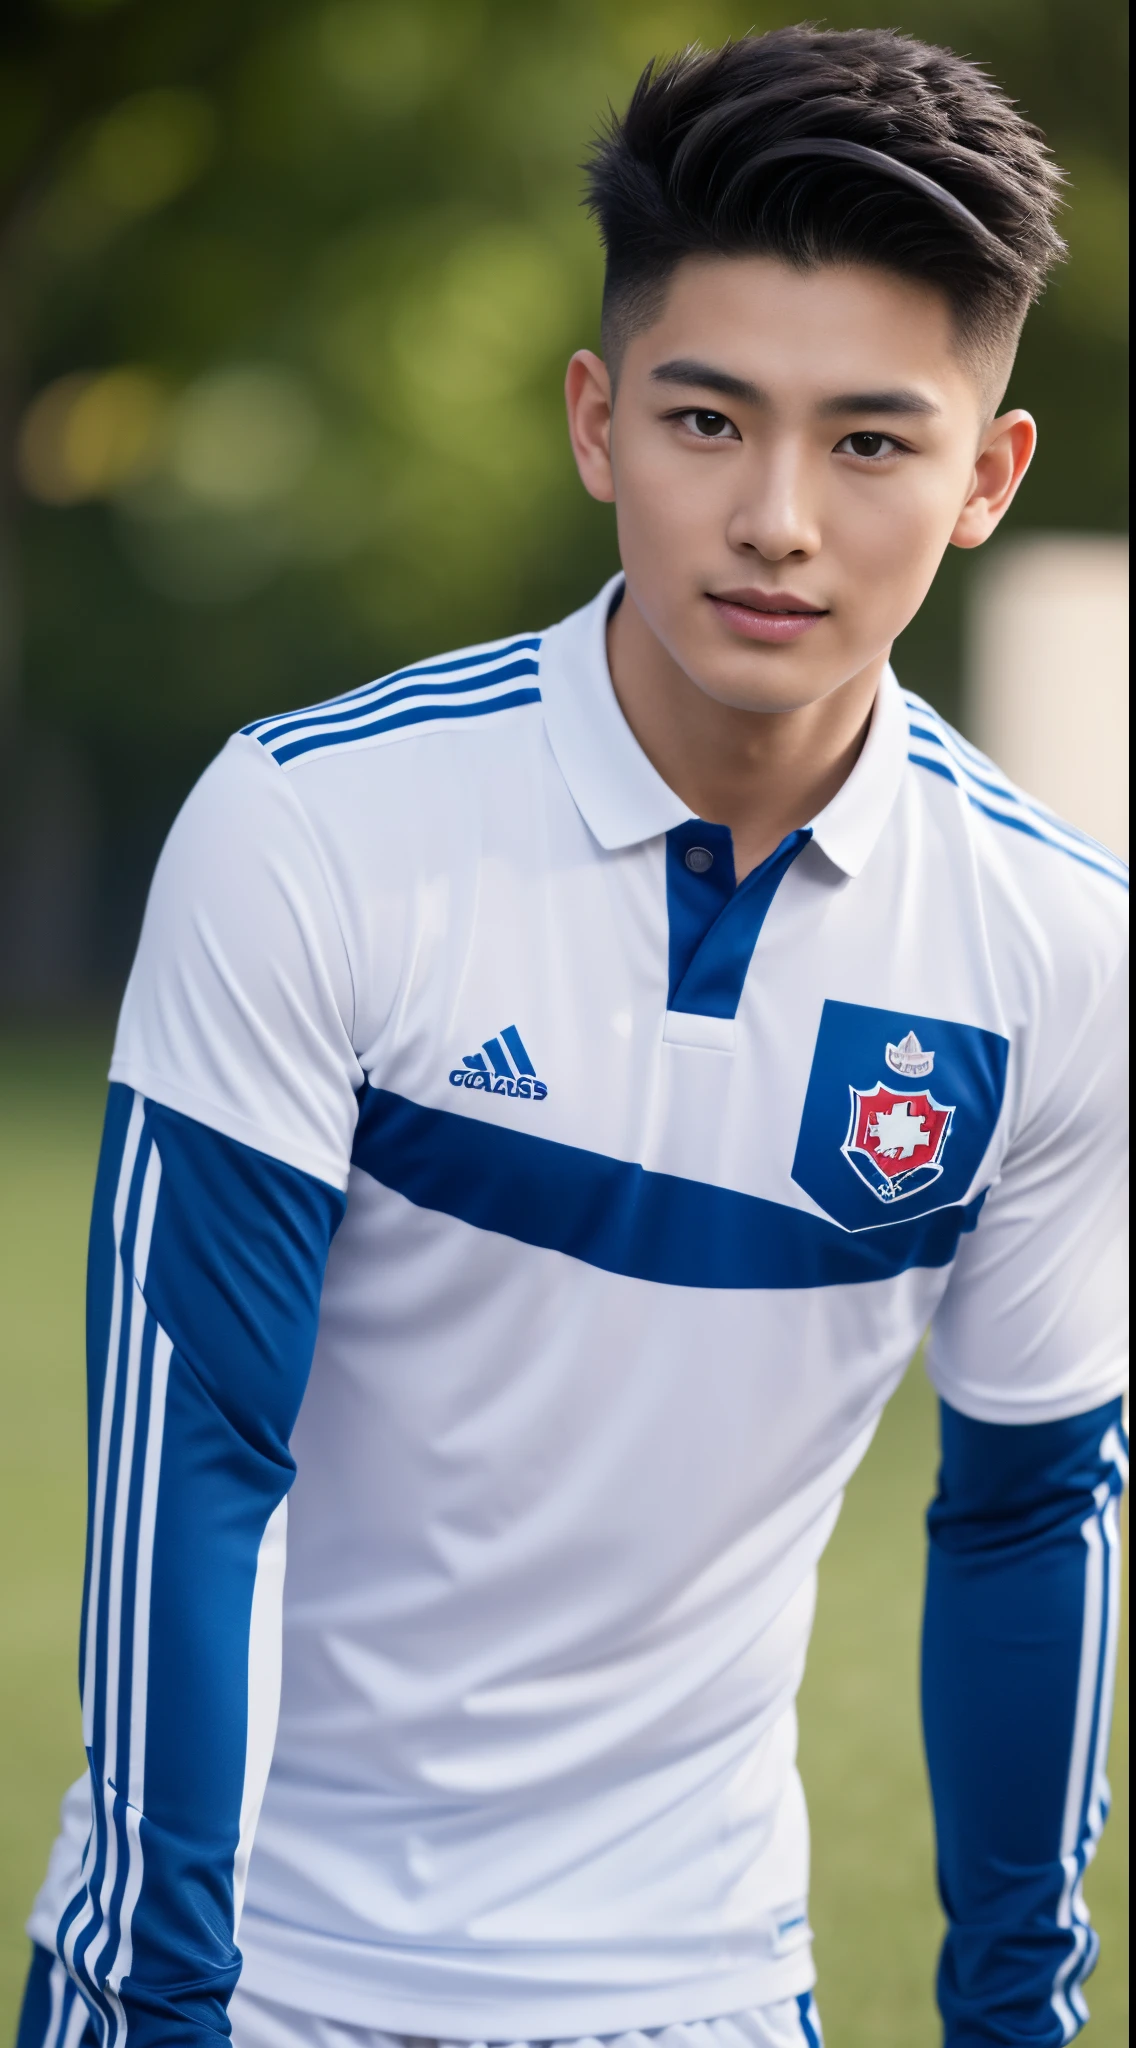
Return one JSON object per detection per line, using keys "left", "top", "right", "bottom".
{"left": 950, "top": 409, "right": 1037, "bottom": 550}
{"left": 565, "top": 350, "right": 616, "bottom": 503}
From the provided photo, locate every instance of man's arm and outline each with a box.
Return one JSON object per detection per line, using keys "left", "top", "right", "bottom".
{"left": 41, "top": 735, "right": 363, "bottom": 2039}
{"left": 924, "top": 934, "right": 1127, "bottom": 2043}
{"left": 57, "top": 1090, "right": 344, "bottom": 2040}
{"left": 923, "top": 1395, "right": 1126, "bottom": 2046}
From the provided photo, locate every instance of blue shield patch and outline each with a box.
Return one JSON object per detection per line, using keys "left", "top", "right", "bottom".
{"left": 792, "top": 1000, "right": 1009, "bottom": 1233}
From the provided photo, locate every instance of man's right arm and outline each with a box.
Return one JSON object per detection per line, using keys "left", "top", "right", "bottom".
{"left": 60, "top": 1088, "right": 344, "bottom": 2039}
{"left": 42, "top": 735, "right": 365, "bottom": 2040}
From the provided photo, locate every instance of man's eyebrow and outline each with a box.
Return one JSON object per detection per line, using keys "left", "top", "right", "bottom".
{"left": 649, "top": 359, "right": 762, "bottom": 406}
{"left": 818, "top": 389, "right": 940, "bottom": 418}
{"left": 648, "top": 362, "right": 941, "bottom": 419}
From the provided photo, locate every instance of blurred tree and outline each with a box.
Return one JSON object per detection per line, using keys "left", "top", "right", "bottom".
{"left": 0, "top": 0, "right": 1128, "bottom": 996}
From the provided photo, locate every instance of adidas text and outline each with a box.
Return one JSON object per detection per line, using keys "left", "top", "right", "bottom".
{"left": 450, "top": 1070, "right": 547, "bottom": 1099}
{"left": 450, "top": 1024, "right": 547, "bottom": 1101}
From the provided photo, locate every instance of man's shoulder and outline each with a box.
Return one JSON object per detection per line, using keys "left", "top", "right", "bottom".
{"left": 237, "top": 627, "right": 545, "bottom": 780}
{"left": 901, "top": 687, "right": 1128, "bottom": 971}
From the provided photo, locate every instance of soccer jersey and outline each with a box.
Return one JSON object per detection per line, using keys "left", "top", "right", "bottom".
{"left": 32, "top": 577, "right": 1127, "bottom": 2037}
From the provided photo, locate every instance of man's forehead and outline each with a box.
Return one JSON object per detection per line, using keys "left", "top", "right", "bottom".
{"left": 627, "top": 251, "right": 966, "bottom": 401}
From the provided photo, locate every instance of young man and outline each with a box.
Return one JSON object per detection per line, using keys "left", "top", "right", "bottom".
{"left": 18, "top": 26, "right": 1127, "bottom": 2048}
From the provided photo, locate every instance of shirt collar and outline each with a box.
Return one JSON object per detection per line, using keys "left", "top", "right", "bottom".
{"left": 539, "top": 575, "right": 693, "bottom": 850}
{"left": 805, "top": 662, "right": 909, "bottom": 877}
{"left": 540, "top": 573, "right": 908, "bottom": 873}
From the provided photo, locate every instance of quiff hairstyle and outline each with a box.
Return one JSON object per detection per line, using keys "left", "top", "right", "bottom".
{"left": 585, "top": 27, "right": 1066, "bottom": 387}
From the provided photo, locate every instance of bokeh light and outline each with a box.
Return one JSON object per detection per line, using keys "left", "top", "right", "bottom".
{"left": 17, "top": 369, "right": 169, "bottom": 504}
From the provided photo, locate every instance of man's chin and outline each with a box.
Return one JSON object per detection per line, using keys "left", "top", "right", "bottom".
{"left": 682, "top": 654, "right": 849, "bottom": 719}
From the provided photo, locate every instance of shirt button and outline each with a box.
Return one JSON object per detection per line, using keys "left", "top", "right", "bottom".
{"left": 685, "top": 846, "right": 714, "bottom": 874}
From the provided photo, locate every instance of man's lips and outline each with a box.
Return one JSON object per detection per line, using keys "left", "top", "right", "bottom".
{"left": 708, "top": 589, "right": 828, "bottom": 644}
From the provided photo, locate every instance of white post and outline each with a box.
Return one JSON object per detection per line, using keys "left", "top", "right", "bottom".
{"left": 965, "top": 534, "right": 1129, "bottom": 860}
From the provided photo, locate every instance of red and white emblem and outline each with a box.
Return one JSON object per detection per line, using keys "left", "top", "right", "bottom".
{"left": 843, "top": 1035, "right": 955, "bottom": 1204}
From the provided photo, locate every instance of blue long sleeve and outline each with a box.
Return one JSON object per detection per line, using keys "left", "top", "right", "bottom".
{"left": 922, "top": 1395, "right": 1127, "bottom": 2045}
{"left": 55, "top": 1085, "right": 345, "bottom": 2042}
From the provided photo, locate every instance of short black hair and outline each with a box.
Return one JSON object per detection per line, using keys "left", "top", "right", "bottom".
{"left": 585, "top": 27, "right": 1066, "bottom": 386}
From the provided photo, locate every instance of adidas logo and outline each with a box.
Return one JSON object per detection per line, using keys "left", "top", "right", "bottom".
{"left": 449, "top": 1024, "right": 548, "bottom": 1100}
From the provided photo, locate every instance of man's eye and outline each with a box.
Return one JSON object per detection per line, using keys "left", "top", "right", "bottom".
{"left": 837, "top": 431, "right": 899, "bottom": 460}
{"left": 681, "top": 409, "right": 739, "bottom": 439}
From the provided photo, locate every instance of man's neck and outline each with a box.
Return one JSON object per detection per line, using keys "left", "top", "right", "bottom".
{"left": 606, "top": 585, "right": 885, "bottom": 880}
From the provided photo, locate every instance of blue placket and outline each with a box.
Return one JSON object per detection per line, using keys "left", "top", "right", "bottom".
{"left": 665, "top": 820, "right": 812, "bottom": 1020}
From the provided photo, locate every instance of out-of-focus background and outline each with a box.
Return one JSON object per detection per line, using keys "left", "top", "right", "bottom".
{"left": 0, "top": 0, "right": 1127, "bottom": 2039}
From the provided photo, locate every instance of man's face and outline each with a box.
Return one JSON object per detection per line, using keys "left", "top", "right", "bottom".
{"left": 575, "top": 255, "right": 1017, "bottom": 715}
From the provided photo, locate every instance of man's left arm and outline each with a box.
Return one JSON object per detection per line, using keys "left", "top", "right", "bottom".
{"left": 923, "top": 948, "right": 1128, "bottom": 2045}
{"left": 923, "top": 1395, "right": 1126, "bottom": 2045}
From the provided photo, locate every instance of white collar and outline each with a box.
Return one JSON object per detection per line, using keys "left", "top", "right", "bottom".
{"left": 540, "top": 575, "right": 693, "bottom": 850}
{"left": 540, "top": 575, "right": 908, "bottom": 875}
{"left": 805, "top": 660, "right": 909, "bottom": 877}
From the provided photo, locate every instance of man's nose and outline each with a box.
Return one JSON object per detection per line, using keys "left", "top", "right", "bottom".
{"left": 726, "top": 442, "right": 821, "bottom": 561}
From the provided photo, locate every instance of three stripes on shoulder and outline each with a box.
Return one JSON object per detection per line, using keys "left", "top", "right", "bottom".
{"left": 244, "top": 653, "right": 1126, "bottom": 896}
{"left": 243, "top": 635, "right": 543, "bottom": 767}
{"left": 905, "top": 693, "right": 1127, "bottom": 889}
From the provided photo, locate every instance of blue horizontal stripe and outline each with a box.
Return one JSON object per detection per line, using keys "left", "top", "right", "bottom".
{"left": 908, "top": 754, "right": 1127, "bottom": 888}
{"left": 352, "top": 1087, "right": 985, "bottom": 1289}
{"left": 242, "top": 636, "right": 542, "bottom": 739}
{"left": 252, "top": 654, "right": 540, "bottom": 748}
{"left": 272, "top": 686, "right": 541, "bottom": 765}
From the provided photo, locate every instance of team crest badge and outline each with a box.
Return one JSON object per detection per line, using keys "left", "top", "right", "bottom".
{"left": 842, "top": 1033, "right": 955, "bottom": 1205}
{"left": 792, "top": 1001, "right": 1008, "bottom": 1234}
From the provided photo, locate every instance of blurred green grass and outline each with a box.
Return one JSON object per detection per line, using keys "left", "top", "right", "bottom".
{"left": 0, "top": 1031, "right": 1127, "bottom": 2043}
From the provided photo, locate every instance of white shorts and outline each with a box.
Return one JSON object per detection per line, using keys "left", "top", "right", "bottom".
{"left": 227, "top": 1992, "right": 824, "bottom": 2048}
{"left": 19, "top": 1947, "right": 822, "bottom": 2048}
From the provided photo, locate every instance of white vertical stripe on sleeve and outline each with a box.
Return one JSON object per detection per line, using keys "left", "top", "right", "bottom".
{"left": 234, "top": 1496, "right": 290, "bottom": 1932}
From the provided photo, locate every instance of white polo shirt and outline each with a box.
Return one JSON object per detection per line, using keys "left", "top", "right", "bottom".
{"left": 35, "top": 576, "right": 1127, "bottom": 2035}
